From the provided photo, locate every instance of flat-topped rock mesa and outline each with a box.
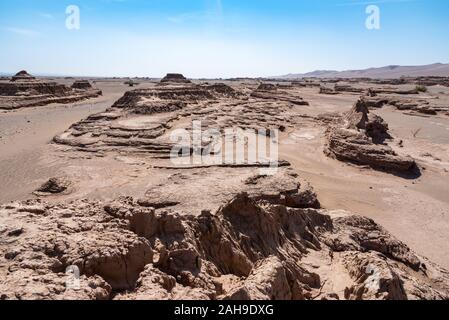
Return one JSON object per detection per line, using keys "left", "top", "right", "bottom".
{"left": 53, "top": 82, "right": 302, "bottom": 157}
{"left": 325, "top": 98, "right": 417, "bottom": 173}
{"left": 53, "top": 83, "right": 244, "bottom": 154}
{"left": 334, "top": 84, "right": 365, "bottom": 93}
{"left": 367, "top": 76, "right": 449, "bottom": 87}
{"left": 160, "top": 73, "right": 192, "bottom": 84}
{"left": 1, "top": 166, "right": 448, "bottom": 300}
{"left": 256, "top": 83, "right": 278, "bottom": 91}
{"left": 71, "top": 80, "right": 95, "bottom": 90}
{"left": 0, "top": 70, "right": 70, "bottom": 96}
{"left": 319, "top": 85, "right": 339, "bottom": 95}
{"left": 251, "top": 82, "right": 309, "bottom": 106}
{"left": 0, "top": 71, "right": 102, "bottom": 110}
{"left": 363, "top": 95, "right": 449, "bottom": 116}
{"left": 11, "top": 70, "right": 36, "bottom": 82}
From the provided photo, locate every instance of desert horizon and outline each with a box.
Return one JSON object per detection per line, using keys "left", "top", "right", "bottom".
{"left": 1, "top": 0, "right": 449, "bottom": 310}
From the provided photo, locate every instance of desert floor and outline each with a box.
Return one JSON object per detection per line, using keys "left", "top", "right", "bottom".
{"left": 1, "top": 79, "right": 449, "bottom": 271}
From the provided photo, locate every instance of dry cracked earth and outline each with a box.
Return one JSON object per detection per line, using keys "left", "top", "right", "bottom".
{"left": 1, "top": 74, "right": 449, "bottom": 300}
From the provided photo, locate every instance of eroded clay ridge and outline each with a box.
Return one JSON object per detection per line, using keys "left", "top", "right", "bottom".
{"left": 0, "top": 71, "right": 102, "bottom": 110}
{"left": 1, "top": 168, "right": 448, "bottom": 300}
{"left": 250, "top": 83, "right": 309, "bottom": 105}
{"left": 324, "top": 98, "right": 417, "bottom": 173}
{"left": 294, "top": 76, "right": 449, "bottom": 117}
{"left": 53, "top": 82, "right": 308, "bottom": 157}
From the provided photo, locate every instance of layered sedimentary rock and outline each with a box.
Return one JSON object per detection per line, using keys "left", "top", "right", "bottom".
{"left": 325, "top": 98, "right": 417, "bottom": 173}
{"left": 251, "top": 83, "right": 309, "bottom": 105}
{"left": 334, "top": 84, "right": 365, "bottom": 93}
{"left": 0, "top": 71, "right": 102, "bottom": 110}
{"left": 319, "top": 85, "right": 339, "bottom": 95}
{"left": 71, "top": 80, "right": 95, "bottom": 90}
{"left": 1, "top": 168, "right": 448, "bottom": 300}
{"left": 53, "top": 83, "right": 306, "bottom": 156}
{"left": 160, "top": 73, "right": 191, "bottom": 84}
{"left": 369, "top": 87, "right": 419, "bottom": 95}
{"left": 11, "top": 70, "right": 36, "bottom": 82}
{"left": 363, "top": 95, "right": 449, "bottom": 116}
{"left": 5, "top": 79, "right": 449, "bottom": 301}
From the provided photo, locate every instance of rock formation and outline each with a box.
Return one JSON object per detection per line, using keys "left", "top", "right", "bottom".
{"left": 325, "top": 98, "right": 417, "bottom": 173}
{"left": 334, "top": 84, "right": 365, "bottom": 93}
{"left": 11, "top": 70, "right": 36, "bottom": 82}
{"left": 71, "top": 80, "right": 94, "bottom": 90}
{"left": 362, "top": 95, "right": 449, "bottom": 116}
{"left": 251, "top": 83, "right": 309, "bottom": 105}
{"left": 319, "top": 85, "right": 339, "bottom": 95}
{"left": 34, "top": 177, "right": 73, "bottom": 196}
{"left": 0, "top": 71, "right": 102, "bottom": 110}
{"left": 1, "top": 168, "right": 448, "bottom": 300}
{"left": 3, "top": 78, "right": 448, "bottom": 301}
{"left": 53, "top": 83, "right": 302, "bottom": 155}
{"left": 160, "top": 73, "right": 191, "bottom": 84}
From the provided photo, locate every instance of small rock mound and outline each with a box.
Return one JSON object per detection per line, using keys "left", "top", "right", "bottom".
{"left": 203, "top": 83, "right": 240, "bottom": 98}
{"left": 71, "top": 80, "right": 93, "bottom": 90}
{"left": 160, "top": 73, "right": 191, "bottom": 84}
{"left": 257, "top": 83, "right": 278, "bottom": 91}
{"left": 34, "top": 177, "right": 72, "bottom": 196}
{"left": 319, "top": 86, "right": 339, "bottom": 95}
{"left": 11, "top": 70, "right": 36, "bottom": 82}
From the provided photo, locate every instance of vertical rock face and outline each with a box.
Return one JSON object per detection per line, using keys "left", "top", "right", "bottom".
{"left": 324, "top": 98, "right": 417, "bottom": 173}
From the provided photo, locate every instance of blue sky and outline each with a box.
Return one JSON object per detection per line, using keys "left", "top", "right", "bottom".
{"left": 0, "top": 0, "right": 448, "bottom": 78}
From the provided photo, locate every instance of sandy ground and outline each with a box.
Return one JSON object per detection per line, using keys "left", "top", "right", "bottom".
{"left": 0, "top": 81, "right": 130, "bottom": 202}
{"left": 1, "top": 79, "right": 449, "bottom": 270}
{"left": 279, "top": 87, "right": 449, "bottom": 268}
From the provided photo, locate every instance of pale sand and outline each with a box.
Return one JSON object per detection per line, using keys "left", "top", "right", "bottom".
{"left": 1, "top": 79, "right": 449, "bottom": 270}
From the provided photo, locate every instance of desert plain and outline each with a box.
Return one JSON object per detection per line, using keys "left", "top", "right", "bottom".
{"left": 1, "top": 71, "right": 449, "bottom": 300}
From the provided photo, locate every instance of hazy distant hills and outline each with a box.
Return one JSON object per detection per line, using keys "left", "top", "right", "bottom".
{"left": 3, "top": 63, "right": 449, "bottom": 79}
{"left": 277, "top": 63, "right": 449, "bottom": 79}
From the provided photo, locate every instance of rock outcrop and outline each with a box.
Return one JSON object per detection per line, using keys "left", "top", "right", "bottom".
{"left": 1, "top": 170, "right": 448, "bottom": 300}
{"left": 251, "top": 83, "right": 309, "bottom": 105}
{"left": 11, "top": 70, "right": 36, "bottom": 82}
{"left": 71, "top": 80, "right": 94, "bottom": 90}
{"left": 0, "top": 71, "right": 102, "bottom": 110}
{"left": 2, "top": 78, "right": 449, "bottom": 301}
{"left": 334, "top": 85, "right": 365, "bottom": 93}
{"left": 160, "top": 73, "right": 191, "bottom": 84}
{"left": 325, "top": 98, "right": 417, "bottom": 173}
{"left": 34, "top": 177, "right": 73, "bottom": 196}
{"left": 319, "top": 86, "right": 339, "bottom": 95}
{"left": 53, "top": 83, "right": 300, "bottom": 156}
{"left": 362, "top": 95, "right": 449, "bottom": 116}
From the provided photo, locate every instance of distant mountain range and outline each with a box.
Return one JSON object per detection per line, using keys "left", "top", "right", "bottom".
{"left": 276, "top": 63, "right": 449, "bottom": 79}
